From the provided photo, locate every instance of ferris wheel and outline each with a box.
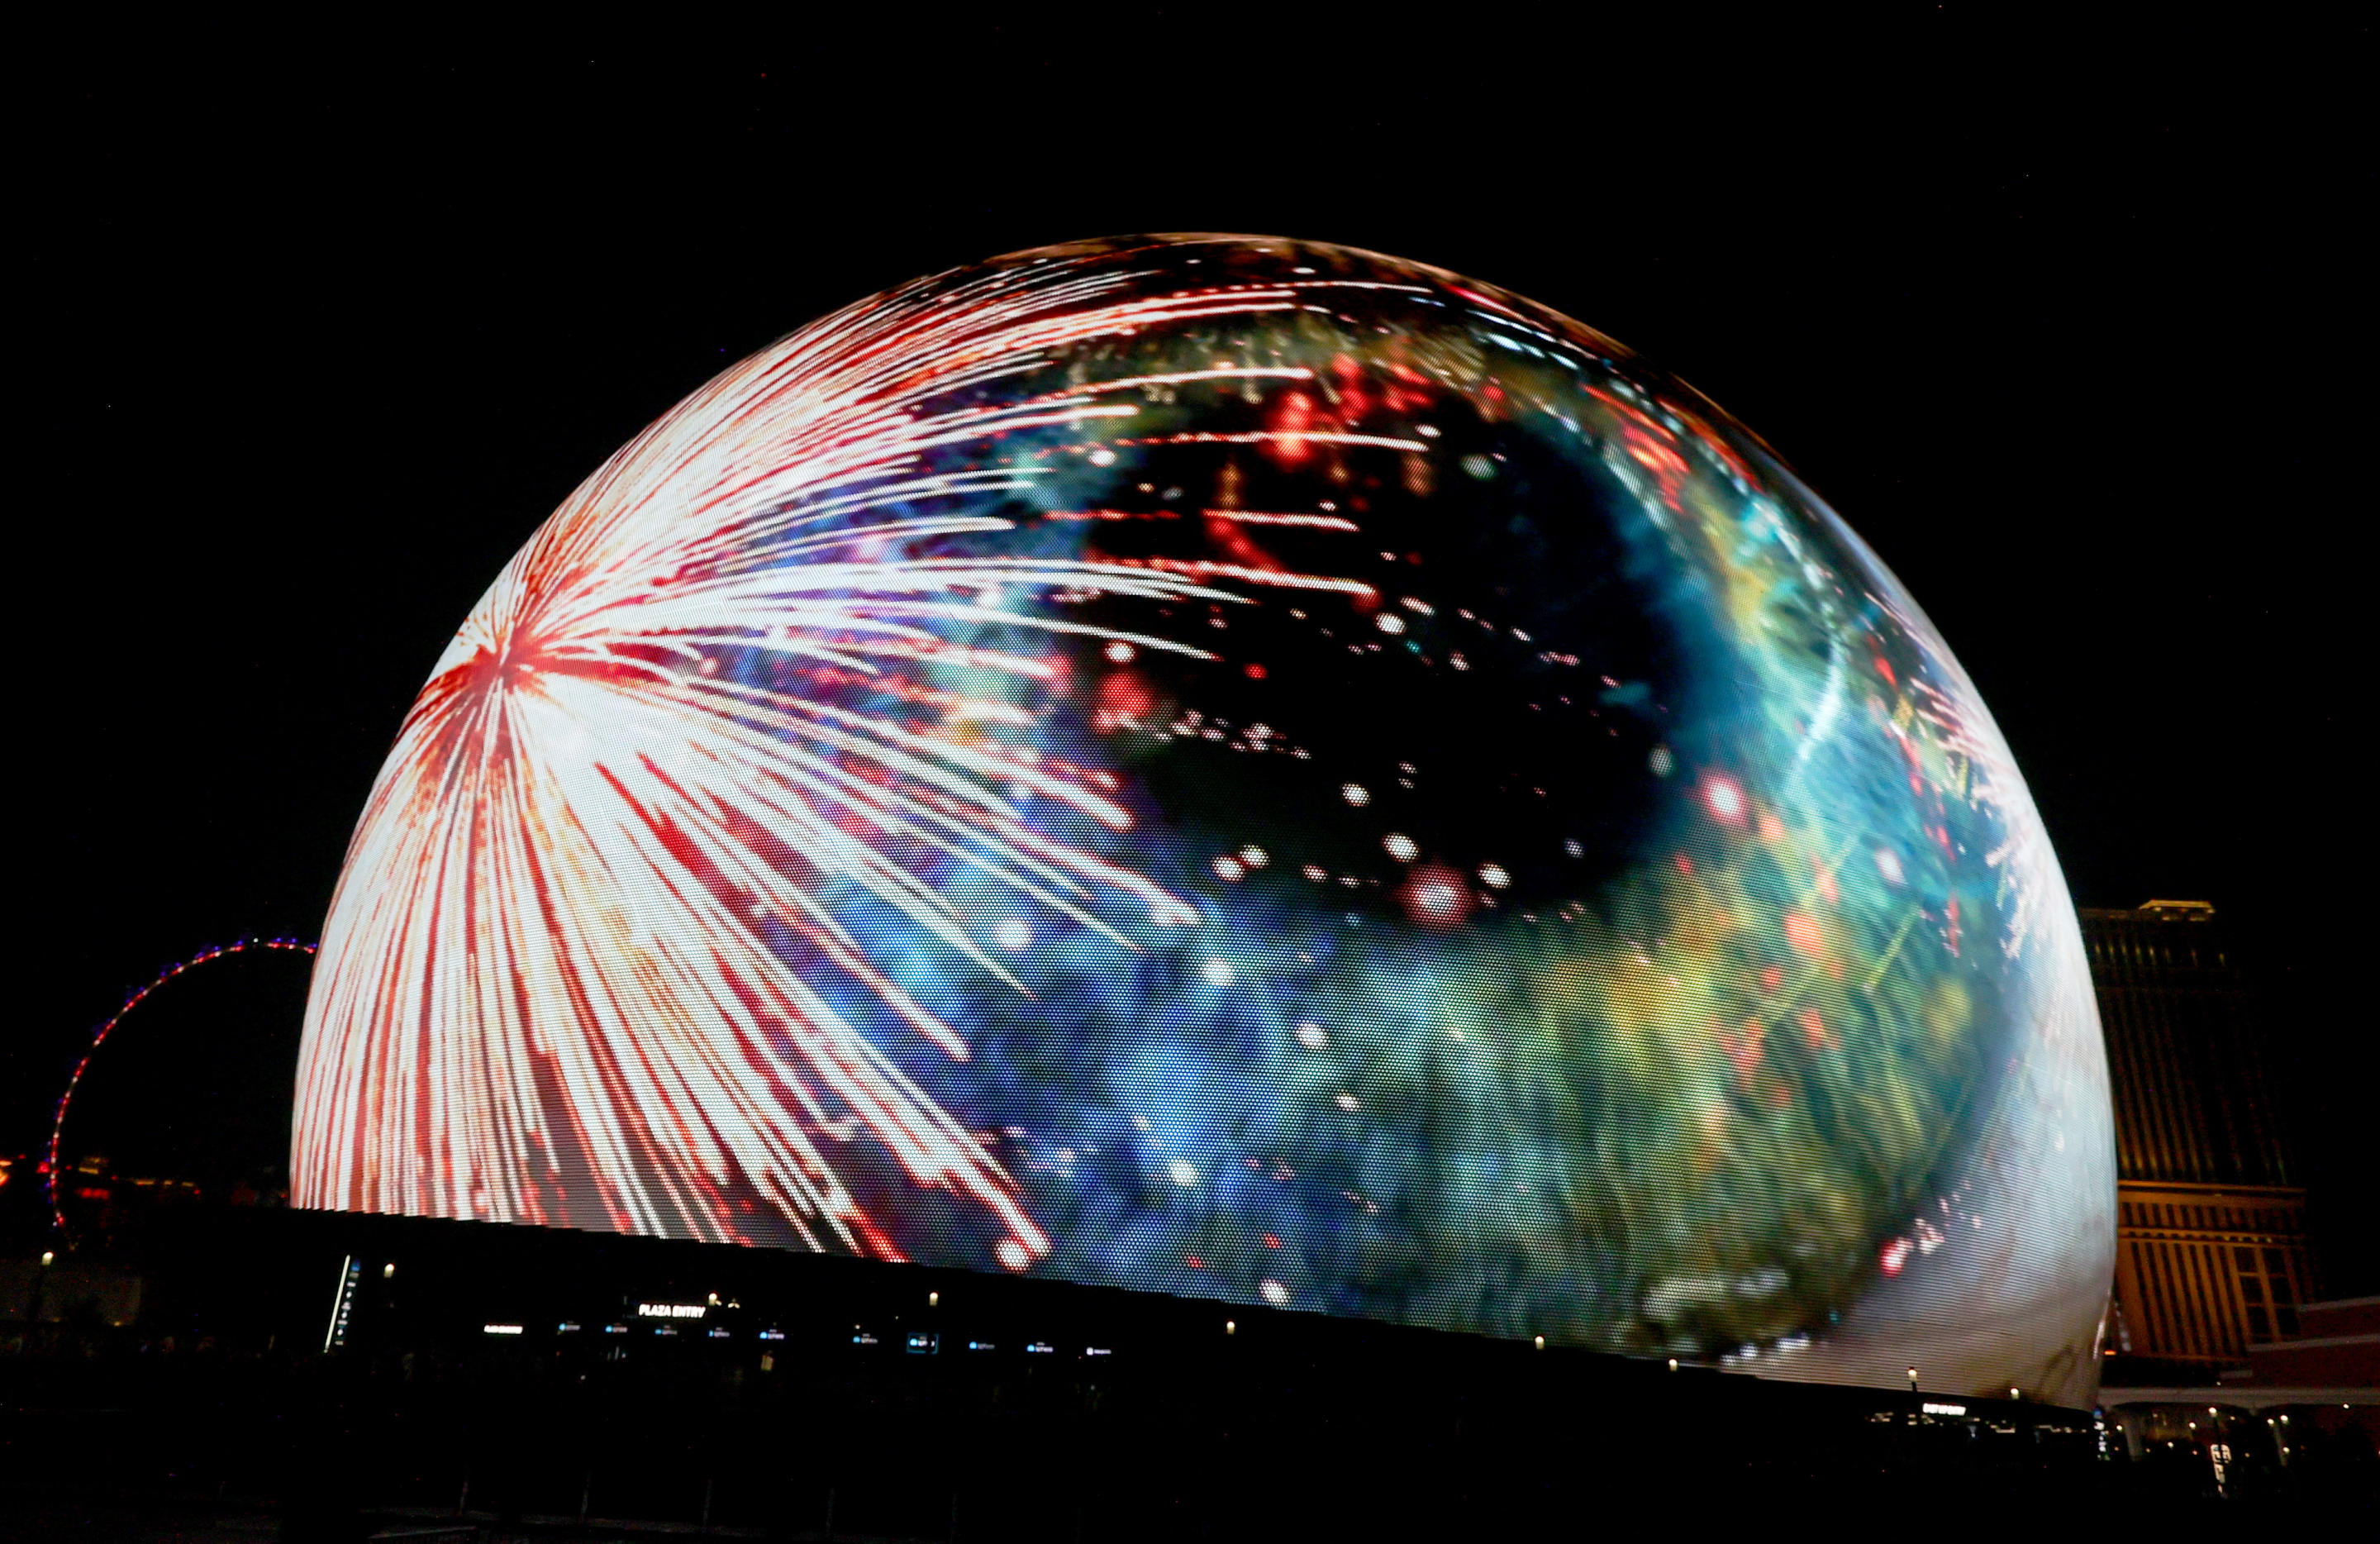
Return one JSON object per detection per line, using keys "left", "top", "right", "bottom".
{"left": 44, "top": 936, "right": 317, "bottom": 1243}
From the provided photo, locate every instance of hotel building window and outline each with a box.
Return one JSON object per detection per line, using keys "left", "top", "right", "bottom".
{"left": 2083, "top": 900, "right": 2316, "bottom": 1367}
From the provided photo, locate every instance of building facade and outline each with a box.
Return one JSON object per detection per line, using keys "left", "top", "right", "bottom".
{"left": 2083, "top": 901, "right": 2316, "bottom": 1366}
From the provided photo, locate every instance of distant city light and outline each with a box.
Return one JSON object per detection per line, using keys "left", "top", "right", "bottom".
{"left": 483, "top": 1323, "right": 524, "bottom": 1336}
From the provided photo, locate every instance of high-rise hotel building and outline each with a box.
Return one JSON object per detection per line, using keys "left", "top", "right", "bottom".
{"left": 2082, "top": 900, "right": 2316, "bottom": 1367}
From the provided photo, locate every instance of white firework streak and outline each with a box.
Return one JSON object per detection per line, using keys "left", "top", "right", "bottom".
{"left": 292, "top": 254, "right": 1324, "bottom": 1261}
{"left": 1910, "top": 674, "right": 2063, "bottom": 963}
{"left": 1873, "top": 574, "right": 2061, "bottom": 964}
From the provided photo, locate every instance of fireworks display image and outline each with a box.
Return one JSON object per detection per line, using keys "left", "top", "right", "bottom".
{"left": 293, "top": 236, "right": 2115, "bottom": 1404}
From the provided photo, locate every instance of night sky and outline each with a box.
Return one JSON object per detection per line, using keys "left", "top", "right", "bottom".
{"left": 19, "top": 18, "right": 2370, "bottom": 1284}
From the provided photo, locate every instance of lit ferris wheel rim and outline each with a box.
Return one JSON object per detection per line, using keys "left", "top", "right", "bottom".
{"left": 44, "top": 936, "right": 317, "bottom": 1240}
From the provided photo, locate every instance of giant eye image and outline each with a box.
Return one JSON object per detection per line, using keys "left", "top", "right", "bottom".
{"left": 292, "top": 236, "right": 2116, "bottom": 1405}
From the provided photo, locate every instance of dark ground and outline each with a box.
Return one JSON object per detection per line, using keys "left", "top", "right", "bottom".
{"left": 6, "top": 1208, "right": 2373, "bottom": 1538}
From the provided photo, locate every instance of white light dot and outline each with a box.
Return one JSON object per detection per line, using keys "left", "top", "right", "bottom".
{"left": 994, "top": 920, "right": 1032, "bottom": 952}
{"left": 1334, "top": 1092, "right": 1361, "bottom": 1113}
{"left": 1874, "top": 847, "right": 1905, "bottom": 885}
{"left": 1211, "top": 855, "right": 1245, "bottom": 881}
{"left": 1259, "top": 1280, "right": 1290, "bottom": 1306}
{"left": 1104, "top": 641, "right": 1135, "bottom": 663}
{"left": 1168, "top": 1159, "right": 1199, "bottom": 1187}
{"left": 1649, "top": 746, "right": 1674, "bottom": 777}
{"left": 1376, "top": 613, "right": 1407, "bottom": 636}
{"left": 1295, "top": 1022, "right": 1329, "bottom": 1051}
{"left": 1239, "top": 845, "right": 1269, "bottom": 868}
{"left": 1341, "top": 783, "right": 1370, "bottom": 807}
{"left": 1088, "top": 448, "right": 1117, "bottom": 467}
{"left": 1478, "top": 862, "right": 1511, "bottom": 889}
{"left": 1383, "top": 832, "right": 1418, "bottom": 862}
{"left": 1406, "top": 874, "right": 1465, "bottom": 923}
{"left": 1703, "top": 776, "right": 1745, "bottom": 822}
{"left": 1202, "top": 958, "right": 1235, "bottom": 987}
{"left": 996, "top": 1239, "right": 1032, "bottom": 1270}
{"left": 1302, "top": 865, "right": 1328, "bottom": 882}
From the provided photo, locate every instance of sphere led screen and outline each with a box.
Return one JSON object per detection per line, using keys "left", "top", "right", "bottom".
{"left": 293, "top": 237, "right": 2115, "bottom": 1404}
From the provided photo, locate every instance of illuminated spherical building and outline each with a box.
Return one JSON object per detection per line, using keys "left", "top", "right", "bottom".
{"left": 293, "top": 236, "right": 2115, "bottom": 1404}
